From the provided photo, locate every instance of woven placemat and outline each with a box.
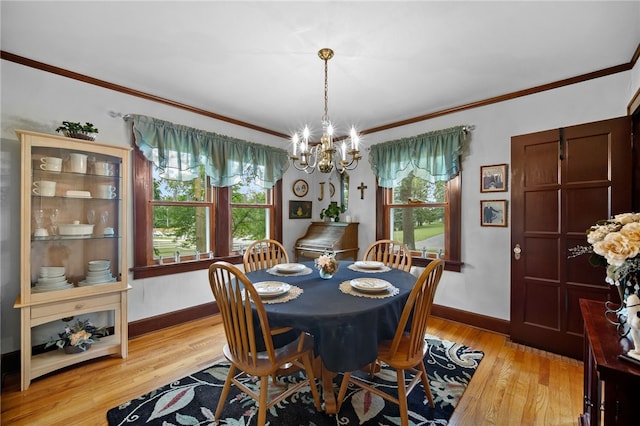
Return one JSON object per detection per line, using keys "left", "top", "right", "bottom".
{"left": 266, "top": 267, "right": 313, "bottom": 277}
{"left": 339, "top": 280, "right": 399, "bottom": 299}
{"left": 347, "top": 264, "right": 391, "bottom": 273}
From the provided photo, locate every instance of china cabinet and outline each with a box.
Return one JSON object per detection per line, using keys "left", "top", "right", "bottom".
{"left": 13, "top": 129, "right": 131, "bottom": 390}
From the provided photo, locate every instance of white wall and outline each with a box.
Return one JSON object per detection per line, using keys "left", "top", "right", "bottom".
{"left": 1, "top": 58, "right": 636, "bottom": 354}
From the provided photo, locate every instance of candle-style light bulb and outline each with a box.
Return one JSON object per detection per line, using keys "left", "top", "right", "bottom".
{"left": 341, "top": 141, "right": 347, "bottom": 161}
{"left": 303, "top": 126, "right": 310, "bottom": 152}
{"left": 350, "top": 127, "right": 359, "bottom": 151}
{"left": 292, "top": 133, "right": 298, "bottom": 156}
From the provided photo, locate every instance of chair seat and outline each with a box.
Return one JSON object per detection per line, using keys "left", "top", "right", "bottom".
{"left": 223, "top": 332, "right": 314, "bottom": 377}
{"left": 376, "top": 333, "right": 428, "bottom": 370}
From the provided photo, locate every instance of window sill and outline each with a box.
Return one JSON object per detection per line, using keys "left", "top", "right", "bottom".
{"left": 411, "top": 257, "right": 463, "bottom": 272}
{"left": 131, "top": 255, "right": 243, "bottom": 279}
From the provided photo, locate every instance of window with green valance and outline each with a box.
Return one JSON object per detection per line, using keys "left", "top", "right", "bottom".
{"left": 369, "top": 125, "right": 466, "bottom": 188}
{"left": 126, "top": 114, "right": 289, "bottom": 188}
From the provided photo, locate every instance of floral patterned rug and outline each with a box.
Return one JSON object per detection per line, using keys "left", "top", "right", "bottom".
{"left": 107, "top": 334, "right": 484, "bottom": 426}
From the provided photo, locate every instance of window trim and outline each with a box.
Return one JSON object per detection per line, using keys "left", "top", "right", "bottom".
{"left": 376, "top": 174, "right": 462, "bottom": 272}
{"left": 131, "top": 147, "right": 283, "bottom": 279}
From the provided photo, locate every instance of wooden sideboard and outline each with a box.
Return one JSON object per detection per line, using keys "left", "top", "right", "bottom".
{"left": 294, "top": 221, "right": 359, "bottom": 261}
{"left": 579, "top": 299, "right": 640, "bottom": 425}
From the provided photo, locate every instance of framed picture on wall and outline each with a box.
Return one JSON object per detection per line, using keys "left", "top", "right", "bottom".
{"left": 480, "top": 164, "right": 508, "bottom": 192}
{"left": 289, "top": 200, "right": 312, "bottom": 219}
{"left": 481, "top": 200, "right": 507, "bottom": 227}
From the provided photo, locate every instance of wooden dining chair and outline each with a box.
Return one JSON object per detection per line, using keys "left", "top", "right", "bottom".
{"left": 363, "top": 239, "right": 413, "bottom": 272}
{"left": 208, "top": 261, "right": 321, "bottom": 425}
{"left": 243, "top": 239, "right": 290, "bottom": 272}
{"left": 337, "top": 259, "right": 445, "bottom": 426}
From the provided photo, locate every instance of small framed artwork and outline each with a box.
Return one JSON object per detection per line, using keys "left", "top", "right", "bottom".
{"left": 289, "top": 200, "right": 312, "bottom": 219}
{"left": 293, "top": 179, "right": 309, "bottom": 197}
{"left": 480, "top": 164, "right": 508, "bottom": 192}
{"left": 481, "top": 200, "right": 507, "bottom": 227}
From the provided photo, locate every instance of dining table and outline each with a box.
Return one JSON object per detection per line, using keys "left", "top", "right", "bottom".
{"left": 245, "top": 260, "right": 418, "bottom": 413}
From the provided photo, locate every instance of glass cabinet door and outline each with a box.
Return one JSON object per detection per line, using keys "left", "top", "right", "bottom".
{"left": 29, "top": 147, "right": 124, "bottom": 296}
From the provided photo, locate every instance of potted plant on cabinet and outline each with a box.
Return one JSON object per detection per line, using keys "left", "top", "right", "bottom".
{"left": 56, "top": 121, "right": 99, "bottom": 141}
{"left": 320, "top": 201, "right": 345, "bottom": 222}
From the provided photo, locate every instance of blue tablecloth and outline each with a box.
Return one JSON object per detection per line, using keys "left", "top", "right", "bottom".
{"left": 246, "top": 261, "right": 417, "bottom": 372}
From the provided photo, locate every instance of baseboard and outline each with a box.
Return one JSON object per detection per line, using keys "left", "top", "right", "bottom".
{"left": 431, "top": 303, "right": 510, "bottom": 335}
{"left": 128, "top": 302, "right": 219, "bottom": 338}
{"left": 2, "top": 302, "right": 506, "bottom": 381}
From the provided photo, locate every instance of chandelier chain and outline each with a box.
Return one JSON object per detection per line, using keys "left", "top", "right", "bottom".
{"left": 323, "top": 56, "right": 329, "bottom": 123}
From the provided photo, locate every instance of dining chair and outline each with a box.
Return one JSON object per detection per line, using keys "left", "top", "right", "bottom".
{"left": 337, "top": 259, "right": 445, "bottom": 426}
{"left": 363, "top": 239, "right": 413, "bottom": 272}
{"left": 208, "top": 261, "right": 321, "bottom": 425}
{"left": 243, "top": 239, "right": 290, "bottom": 272}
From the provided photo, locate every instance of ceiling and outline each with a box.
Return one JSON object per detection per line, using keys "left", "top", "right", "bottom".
{"left": 2, "top": 1, "right": 639, "bottom": 140}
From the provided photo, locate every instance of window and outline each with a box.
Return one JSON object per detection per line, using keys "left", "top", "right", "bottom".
{"left": 369, "top": 125, "right": 466, "bottom": 272}
{"left": 378, "top": 174, "right": 461, "bottom": 271}
{"left": 132, "top": 148, "right": 282, "bottom": 279}
{"left": 127, "top": 114, "right": 288, "bottom": 279}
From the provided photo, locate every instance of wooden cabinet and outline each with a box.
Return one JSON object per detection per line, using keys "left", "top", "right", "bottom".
{"left": 294, "top": 221, "right": 359, "bottom": 261}
{"left": 580, "top": 299, "right": 640, "bottom": 425}
{"left": 13, "top": 130, "right": 131, "bottom": 390}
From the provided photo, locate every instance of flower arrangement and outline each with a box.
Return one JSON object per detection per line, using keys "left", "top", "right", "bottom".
{"left": 570, "top": 212, "right": 640, "bottom": 290}
{"left": 45, "top": 318, "right": 108, "bottom": 352}
{"left": 315, "top": 250, "right": 338, "bottom": 275}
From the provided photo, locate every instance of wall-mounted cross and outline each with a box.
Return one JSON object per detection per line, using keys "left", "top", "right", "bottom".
{"left": 357, "top": 182, "right": 368, "bottom": 200}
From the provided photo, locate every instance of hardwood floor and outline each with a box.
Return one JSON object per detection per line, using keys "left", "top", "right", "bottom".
{"left": 1, "top": 315, "right": 583, "bottom": 425}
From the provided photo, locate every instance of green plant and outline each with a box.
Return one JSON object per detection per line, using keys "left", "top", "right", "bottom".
{"left": 56, "top": 121, "right": 99, "bottom": 134}
{"left": 319, "top": 201, "right": 344, "bottom": 221}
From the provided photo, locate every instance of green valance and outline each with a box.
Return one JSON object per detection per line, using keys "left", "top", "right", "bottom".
{"left": 369, "top": 126, "right": 466, "bottom": 188}
{"left": 126, "top": 114, "right": 289, "bottom": 188}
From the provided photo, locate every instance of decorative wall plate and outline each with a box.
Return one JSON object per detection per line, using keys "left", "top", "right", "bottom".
{"left": 293, "top": 179, "right": 309, "bottom": 197}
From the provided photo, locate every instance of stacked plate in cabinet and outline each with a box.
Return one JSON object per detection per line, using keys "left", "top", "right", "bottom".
{"left": 78, "top": 259, "right": 116, "bottom": 286}
{"left": 33, "top": 266, "right": 73, "bottom": 292}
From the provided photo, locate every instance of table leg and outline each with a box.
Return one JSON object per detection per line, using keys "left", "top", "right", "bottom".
{"left": 321, "top": 362, "right": 338, "bottom": 414}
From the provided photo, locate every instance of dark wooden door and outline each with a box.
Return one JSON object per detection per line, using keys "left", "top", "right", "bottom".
{"left": 510, "top": 116, "right": 632, "bottom": 359}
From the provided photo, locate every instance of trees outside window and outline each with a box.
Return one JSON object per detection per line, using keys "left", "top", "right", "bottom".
{"left": 379, "top": 173, "right": 461, "bottom": 271}
{"left": 132, "top": 148, "right": 280, "bottom": 279}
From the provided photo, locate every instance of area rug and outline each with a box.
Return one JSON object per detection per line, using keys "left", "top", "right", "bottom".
{"left": 107, "top": 334, "right": 484, "bottom": 426}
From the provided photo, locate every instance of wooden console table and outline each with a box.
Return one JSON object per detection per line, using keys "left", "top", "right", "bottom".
{"left": 579, "top": 298, "right": 640, "bottom": 425}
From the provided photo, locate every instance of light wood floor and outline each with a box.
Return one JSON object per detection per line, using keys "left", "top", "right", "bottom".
{"left": 1, "top": 315, "right": 583, "bottom": 425}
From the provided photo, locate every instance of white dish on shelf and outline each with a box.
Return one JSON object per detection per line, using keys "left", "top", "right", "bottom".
{"left": 254, "top": 281, "right": 291, "bottom": 297}
{"left": 39, "top": 266, "right": 65, "bottom": 277}
{"left": 33, "top": 282, "right": 73, "bottom": 292}
{"left": 58, "top": 223, "right": 94, "bottom": 236}
{"left": 274, "top": 263, "right": 306, "bottom": 273}
{"left": 87, "top": 259, "right": 110, "bottom": 271}
{"left": 37, "top": 276, "right": 68, "bottom": 285}
{"left": 350, "top": 278, "right": 391, "bottom": 293}
{"left": 78, "top": 277, "right": 116, "bottom": 286}
{"left": 354, "top": 261, "right": 385, "bottom": 270}
{"left": 65, "top": 190, "right": 91, "bottom": 198}
{"left": 85, "top": 275, "right": 114, "bottom": 284}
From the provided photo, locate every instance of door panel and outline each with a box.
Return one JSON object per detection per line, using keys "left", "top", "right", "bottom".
{"left": 511, "top": 116, "right": 631, "bottom": 359}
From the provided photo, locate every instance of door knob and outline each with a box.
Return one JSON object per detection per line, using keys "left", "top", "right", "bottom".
{"left": 513, "top": 244, "right": 522, "bottom": 260}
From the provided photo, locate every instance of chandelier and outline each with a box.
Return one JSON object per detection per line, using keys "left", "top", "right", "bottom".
{"left": 290, "top": 48, "right": 361, "bottom": 174}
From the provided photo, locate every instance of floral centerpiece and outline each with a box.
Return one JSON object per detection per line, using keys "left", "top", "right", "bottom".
{"left": 315, "top": 250, "right": 338, "bottom": 279}
{"left": 570, "top": 213, "right": 640, "bottom": 332}
{"left": 45, "top": 318, "right": 108, "bottom": 353}
{"left": 571, "top": 212, "right": 640, "bottom": 291}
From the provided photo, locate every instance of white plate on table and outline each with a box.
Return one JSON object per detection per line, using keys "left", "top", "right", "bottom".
{"left": 254, "top": 281, "right": 291, "bottom": 297}
{"left": 274, "top": 263, "right": 306, "bottom": 273}
{"left": 350, "top": 278, "right": 391, "bottom": 293}
{"left": 354, "top": 261, "right": 384, "bottom": 270}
